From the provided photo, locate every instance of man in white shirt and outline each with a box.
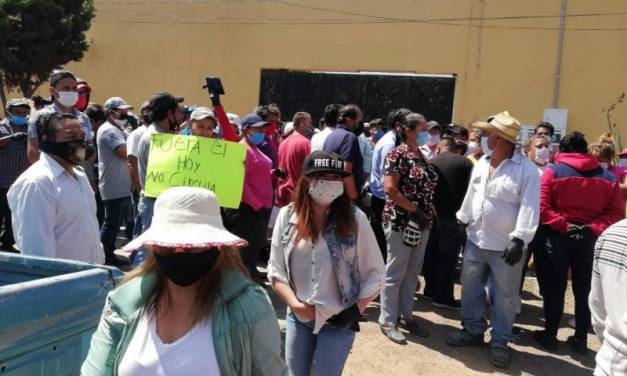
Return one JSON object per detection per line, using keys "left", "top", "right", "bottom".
{"left": 8, "top": 112, "right": 104, "bottom": 264}
{"left": 310, "top": 104, "right": 342, "bottom": 152}
{"left": 446, "top": 111, "right": 540, "bottom": 369}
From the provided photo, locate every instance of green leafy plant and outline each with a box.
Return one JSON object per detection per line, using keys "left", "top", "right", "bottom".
{"left": 0, "top": 0, "right": 94, "bottom": 113}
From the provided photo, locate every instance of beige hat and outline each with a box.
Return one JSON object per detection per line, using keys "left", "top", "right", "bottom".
{"left": 123, "top": 187, "right": 247, "bottom": 251}
{"left": 472, "top": 111, "right": 521, "bottom": 144}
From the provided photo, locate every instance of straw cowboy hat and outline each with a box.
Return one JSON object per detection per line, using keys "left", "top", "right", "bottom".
{"left": 472, "top": 111, "right": 521, "bottom": 144}
{"left": 123, "top": 187, "right": 248, "bottom": 250}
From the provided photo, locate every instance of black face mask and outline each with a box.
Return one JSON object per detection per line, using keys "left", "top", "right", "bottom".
{"left": 45, "top": 140, "right": 86, "bottom": 165}
{"left": 353, "top": 121, "right": 364, "bottom": 137}
{"left": 304, "top": 126, "right": 315, "bottom": 139}
{"left": 154, "top": 248, "right": 220, "bottom": 287}
{"left": 118, "top": 112, "right": 129, "bottom": 121}
{"left": 167, "top": 110, "right": 179, "bottom": 132}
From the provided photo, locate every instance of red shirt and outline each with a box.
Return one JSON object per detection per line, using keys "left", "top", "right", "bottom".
{"left": 277, "top": 132, "right": 311, "bottom": 207}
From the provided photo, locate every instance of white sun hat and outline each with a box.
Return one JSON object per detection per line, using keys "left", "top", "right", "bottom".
{"left": 123, "top": 187, "right": 247, "bottom": 251}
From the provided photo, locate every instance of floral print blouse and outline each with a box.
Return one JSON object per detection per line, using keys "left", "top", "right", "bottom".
{"left": 382, "top": 144, "right": 438, "bottom": 232}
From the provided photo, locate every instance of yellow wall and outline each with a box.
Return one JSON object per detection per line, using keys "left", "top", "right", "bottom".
{"left": 63, "top": 0, "right": 626, "bottom": 145}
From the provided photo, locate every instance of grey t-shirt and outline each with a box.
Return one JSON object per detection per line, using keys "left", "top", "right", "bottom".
{"left": 96, "top": 122, "right": 131, "bottom": 200}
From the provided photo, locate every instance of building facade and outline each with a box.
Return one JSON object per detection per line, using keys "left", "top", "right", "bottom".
{"left": 66, "top": 0, "right": 626, "bottom": 144}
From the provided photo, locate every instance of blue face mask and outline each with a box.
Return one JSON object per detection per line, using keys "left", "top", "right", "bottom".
{"left": 249, "top": 131, "right": 265, "bottom": 145}
{"left": 10, "top": 115, "right": 28, "bottom": 126}
{"left": 373, "top": 130, "right": 385, "bottom": 141}
{"left": 416, "top": 131, "right": 429, "bottom": 146}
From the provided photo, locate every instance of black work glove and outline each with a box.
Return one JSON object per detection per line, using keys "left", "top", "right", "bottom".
{"left": 11, "top": 132, "right": 27, "bottom": 141}
{"left": 502, "top": 237, "right": 524, "bottom": 266}
{"left": 272, "top": 168, "right": 287, "bottom": 179}
{"left": 328, "top": 304, "right": 361, "bottom": 330}
{"left": 210, "top": 93, "right": 221, "bottom": 108}
{"left": 567, "top": 224, "right": 594, "bottom": 240}
{"left": 410, "top": 207, "right": 429, "bottom": 229}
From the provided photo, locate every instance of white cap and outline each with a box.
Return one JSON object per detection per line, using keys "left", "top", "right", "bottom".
{"left": 190, "top": 106, "right": 216, "bottom": 121}
{"left": 227, "top": 113, "right": 241, "bottom": 127}
{"left": 283, "top": 121, "right": 294, "bottom": 136}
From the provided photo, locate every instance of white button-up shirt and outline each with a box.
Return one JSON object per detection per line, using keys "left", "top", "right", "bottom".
{"left": 8, "top": 153, "right": 104, "bottom": 264}
{"left": 268, "top": 207, "right": 385, "bottom": 334}
{"left": 457, "top": 153, "right": 540, "bottom": 251}
{"left": 310, "top": 126, "right": 334, "bottom": 153}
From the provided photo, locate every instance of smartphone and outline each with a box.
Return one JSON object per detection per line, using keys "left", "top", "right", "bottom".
{"left": 203, "top": 77, "right": 225, "bottom": 95}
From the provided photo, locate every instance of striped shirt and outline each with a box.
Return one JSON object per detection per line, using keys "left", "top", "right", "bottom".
{"left": 589, "top": 218, "right": 627, "bottom": 376}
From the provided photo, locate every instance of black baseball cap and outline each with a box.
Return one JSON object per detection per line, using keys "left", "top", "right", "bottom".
{"left": 302, "top": 151, "right": 350, "bottom": 177}
{"left": 50, "top": 70, "right": 77, "bottom": 86}
{"left": 146, "top": 92, "right": 184, "bottom": 113}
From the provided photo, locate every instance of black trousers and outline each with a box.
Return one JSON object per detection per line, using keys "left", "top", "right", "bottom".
{"left": 423, "top": 217, "right": 464, "bottom": 303}
{"left": 534, "top": 229, "right": 595, "bottom": 340}
{"left": 0, "top": 188, "right": 14, "bottom": 249}
{"left": 523, "top": 225, "right": 548, "bottom": 294}
{"left": 370, "top": 195, "right": 387, "bottom": 262}
{"left": 222, "top": 203, "right": 271, "bottom": 277}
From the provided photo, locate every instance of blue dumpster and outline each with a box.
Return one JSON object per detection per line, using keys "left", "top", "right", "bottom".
{"left": 0, "top": 252, "right": 123, "bottom": 375}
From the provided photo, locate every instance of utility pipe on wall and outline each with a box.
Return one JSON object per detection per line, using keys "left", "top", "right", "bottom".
{"left": 553, "top": 0, "right": 568, "bottom": 108}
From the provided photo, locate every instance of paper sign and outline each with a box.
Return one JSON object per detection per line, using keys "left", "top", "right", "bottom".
{"left": 144, "top": 134, "right": 246, "bottom": 208}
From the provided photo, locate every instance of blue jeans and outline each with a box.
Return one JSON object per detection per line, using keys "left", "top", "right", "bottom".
{"left": 460, "top": 240, "right": 525, "bottom": 348}
{"left": 285, "top": 311, "right": 355, "bottom": 376}
{"left": 100, "top": 197, "right": 130, "bottom": 264}
{"left": 132, "top": 194, "right": 156, "bottom": 267}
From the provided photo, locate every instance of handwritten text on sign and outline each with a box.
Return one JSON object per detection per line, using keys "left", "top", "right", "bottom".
{"left": 144, "top": 134, "right": 246, "bottom": 208}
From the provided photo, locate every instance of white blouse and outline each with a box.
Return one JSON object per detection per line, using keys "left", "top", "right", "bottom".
{"left": 268, "top": 206, "right": 385, "bottom": 334}
{"left": 118, "top": 311, "right": 221, "bottom": 376}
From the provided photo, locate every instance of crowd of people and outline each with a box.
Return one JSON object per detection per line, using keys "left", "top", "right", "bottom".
{"left": 1, "top": 68, "right": 626, "bottom": 375}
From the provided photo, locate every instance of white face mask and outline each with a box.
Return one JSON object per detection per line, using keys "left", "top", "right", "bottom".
{"left": 57, "top": 91, "right": 79, "bottom": 107}
{"left": 308, "top": 179, "right": 344, "bottom": 205}
{"left": 480, "top": 137, "right": 493, "bottom": 157}
{"left": 534, "top": 147, "right": 550, "bottom": 165}
{"left": 619, "top": 158, "right": 627, "bottom": 168}
{"left": 428, "top": 134, "right": 440, "bottom": 146}
{"left": 113, "top": 118, "right": 129, "bottom": 128}
{"left": 468, "top": 141, "right": 481, "bottom": 154}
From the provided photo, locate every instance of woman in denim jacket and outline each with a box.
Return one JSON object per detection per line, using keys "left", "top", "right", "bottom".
{"left": 268, "top": 151, "right": 385, "bottom": 376}
{"left": 82, "top": 187, "right": 286, "bottom": 376}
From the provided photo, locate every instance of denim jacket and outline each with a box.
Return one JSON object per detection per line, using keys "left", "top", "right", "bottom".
{"left": 81, "top": 270, "right": 287, "bottom": 376}
{"left": 279, "top": 204, "right": 361, "bottom": 305}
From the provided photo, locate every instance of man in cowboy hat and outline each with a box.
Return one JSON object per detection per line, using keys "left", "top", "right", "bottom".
{"left": 446, "top": 111, "right": 541, "bottom": 368}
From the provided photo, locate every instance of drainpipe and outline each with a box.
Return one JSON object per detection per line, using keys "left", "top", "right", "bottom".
{"left": 552, "top": 0, "right": 568, "bottom": 108}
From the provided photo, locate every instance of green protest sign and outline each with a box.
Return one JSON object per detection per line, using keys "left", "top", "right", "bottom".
{"left": 144, "top": 134, "right": 246, "bottom": 208}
